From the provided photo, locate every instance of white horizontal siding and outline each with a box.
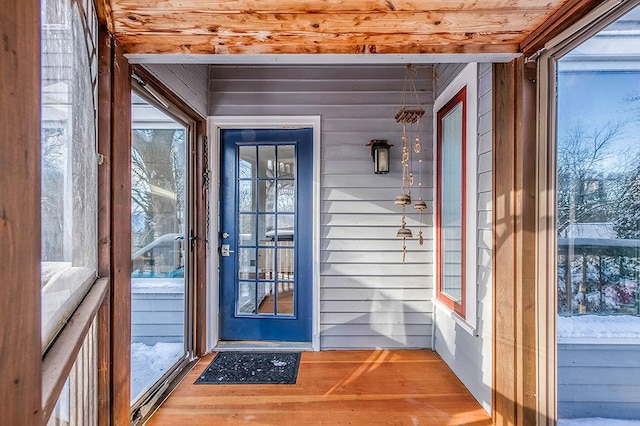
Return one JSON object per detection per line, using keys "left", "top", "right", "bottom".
{"left": 433, "top": 62, "right": 493, "bottom": 414}
{"left": 558, "top": 343, "right": 640, "bottom": 419}
{"left": 142, "top": 64, "right": 208, "bottom": 118}
{"left": 209, "top": 65, "right": 434, "bottom": 349}
{"left": 131, "top": 290, "right": 184, "bottom": 345}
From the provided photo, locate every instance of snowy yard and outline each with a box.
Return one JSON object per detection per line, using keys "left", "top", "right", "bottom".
{"left": 131, "top": 342, "right": 184, "bottom": 402}
{"left": 558, "top": 315, "right": 640, "bottom": 339}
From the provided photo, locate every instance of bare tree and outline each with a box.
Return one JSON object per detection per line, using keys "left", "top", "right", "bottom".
{"left": 132, "top": 129, "right": 185, "bottom": 249}
{"left": 557, "top": 120, "right": 625, "bottom": 235}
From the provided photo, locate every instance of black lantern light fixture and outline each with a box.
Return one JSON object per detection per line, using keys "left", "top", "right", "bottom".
{"left": 366, "top": 139, "right": 392, "bottom": 174}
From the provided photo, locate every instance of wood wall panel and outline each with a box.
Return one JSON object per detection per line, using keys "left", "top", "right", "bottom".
{"left": 0, "top": 0, "right": 43, "bottom": 424}
{"left": 492, "top": 57, "right": 537, "bottom": 426}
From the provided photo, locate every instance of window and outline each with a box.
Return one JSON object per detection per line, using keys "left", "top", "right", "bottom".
{"left": 434, "top": 63, "right": 478, "bottom": 329}
{"left": 437, "top": 88, "right": 467, "bottom": 316}
{"left": 40, "top": 0, "right": 98, "bottom": 350}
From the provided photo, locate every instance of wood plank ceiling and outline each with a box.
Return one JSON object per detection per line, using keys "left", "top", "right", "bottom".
{"left": 101, "top": 0, "right": 580, "bottom": 56}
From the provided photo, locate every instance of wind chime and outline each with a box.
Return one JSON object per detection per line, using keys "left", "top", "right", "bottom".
{"left": 394, "top": 64, "right": 427, "bottom": 262}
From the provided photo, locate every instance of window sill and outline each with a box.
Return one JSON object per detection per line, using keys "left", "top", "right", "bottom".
{"left": 433, "top": 298, "right": 477, "bottom": 336}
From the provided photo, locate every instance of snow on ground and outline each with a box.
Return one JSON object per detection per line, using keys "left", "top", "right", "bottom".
{"left": 558, "top": 315, "right": 640, "bottom": 339}
{"left": 131, "top": 341, "right": 184, "bottom": 402}
{"left": 559, "top": 419, "right": 640, "bottom": 425}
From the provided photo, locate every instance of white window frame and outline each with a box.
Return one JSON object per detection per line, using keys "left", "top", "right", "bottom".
{"left": 433, "top": 63, "right": 478, "bottom": 334}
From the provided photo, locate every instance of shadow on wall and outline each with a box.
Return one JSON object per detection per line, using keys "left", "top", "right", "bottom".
{"left": 320, "top": 285, "right": 433, "bottom": 350}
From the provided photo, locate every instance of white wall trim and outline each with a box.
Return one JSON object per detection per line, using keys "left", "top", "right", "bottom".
{"left": 127, "top": 53, "right": 520, "bottom": 65}
{"left": 206, "top": 115, "right": 322, "bottom": 351}
{"left": 432, "top": 62, "right": 479, "bottom": 335}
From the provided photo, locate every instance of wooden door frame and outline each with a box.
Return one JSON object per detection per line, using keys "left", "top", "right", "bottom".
{"left": 207, "top": 116, "right": 321, "bottom": 352}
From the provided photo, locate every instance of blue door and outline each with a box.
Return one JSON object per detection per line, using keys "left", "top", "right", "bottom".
{"left": 219, "top": 128, "right": 313, "bottom": 342}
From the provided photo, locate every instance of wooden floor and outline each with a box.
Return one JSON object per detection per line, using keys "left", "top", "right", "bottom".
{"left": 147, "top": 350, "right": 492, "bottom": 425}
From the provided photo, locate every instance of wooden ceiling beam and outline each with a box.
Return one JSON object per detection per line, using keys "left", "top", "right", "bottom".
{"left": 118, "top": 34, "right": 520, "bottom": 55}
{"left": 112, "top": 10, "right": 552, "bottom": 36}
{"left": 111, "top": 0, "right": 561, "bottom": 14}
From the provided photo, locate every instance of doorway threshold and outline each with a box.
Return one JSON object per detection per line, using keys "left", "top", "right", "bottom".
{"left": 213, "top": 341, "right": 314, "bottom": 352}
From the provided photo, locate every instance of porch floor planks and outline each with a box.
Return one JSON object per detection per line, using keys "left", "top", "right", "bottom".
{"left": 147, "top": 350, "right": 491, "bottom": 425}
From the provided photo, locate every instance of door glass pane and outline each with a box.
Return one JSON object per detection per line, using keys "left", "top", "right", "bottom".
{"left": 259, "top": 214, "right": 276, "bottom": 241}
{"left": 258, "top": 145, "right": 276, "bottom": 178}
{"left": 555, "top": 6, "right": 640, "bottom": 422}
{"left": 257, "top": 282, "right": 275, "bottom": 314}
{"left": 238, "top": 247, "right": 255, "bottom": 280}
{"left": 277, "top": 180, "right": 295, "bottom": 213}
{"left": 276, "top": 282, "right": 295, "bottom": 316}
{"left": 237, "top": 282, "right": 256, "bottom": 314}
{"left": 239, "top": 146, "right": 257, "bottom": 179}
{"left": 277, "top": 214, "right": 295, "bottom": 245}
{"left": 440, "top": 103, "right": 464, "bottom": 303}
{"left": 277, "top": 247, "right": 295, "bottom": 280}
{"left": 258, "top": 247, "right": 275, "bottom": 280}
{"left": 259, "top": 180, "right": 276, "bottom": 212}
{"left": 239, "top": 214, "right": 256, "bottom": 246}
{"left": 239, "top": 180, "right": 255, "bottom": 211}
{"left": 278, "top": 145, "right": 296, "bottom": 178}
{"left": 131, "top": 93, "right": 186, "bottom": 403}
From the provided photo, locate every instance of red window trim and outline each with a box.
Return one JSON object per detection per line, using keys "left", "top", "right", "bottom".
{"left": 436, "top": 86, "right": 467, "bottom": 318}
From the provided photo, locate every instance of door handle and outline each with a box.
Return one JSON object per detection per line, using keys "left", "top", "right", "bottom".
{"left": 220, "top": 244, "right": 235, "bottom": 257}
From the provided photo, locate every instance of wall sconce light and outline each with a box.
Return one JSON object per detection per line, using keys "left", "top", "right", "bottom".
{"left": 366, "top": 139, "right": 392, "bottom": 174}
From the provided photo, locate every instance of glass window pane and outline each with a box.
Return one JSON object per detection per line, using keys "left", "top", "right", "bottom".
{"left": 130, "top": 94, "right": 186, "bottom": 404}
{"left": 258, "top": 247, "right": 275, "bottom": 280}
{"left": 41, "top": 0, "right": 98, "bottom": 350}
{"left": 238, "top": 248, "right": 255, "bottom": 280}
{"left": 276, "top": 214, "right": 295, "bottom": 244}
{"left": 258, "top": 179, "right": 276, "bottom": 212}
{"left": 277, "top": 145, "right": 296, "bottom": 178}
{"left": 258, "top": 145, "right": 276, "bottom": 178}
{"left": 276, "top": 282, "right": 295, "bottom": 316}
{"left": 277, "top": 248, "right": 295, "bottom": 281}
{"left": 259, "top": 214, "right": 276, "bottom": 241}
{"left": 555, "top": 5, "right": 640, "bottom": 422}
{"left": 239, "top": 146, "right": 256, "bottom": 179}
{"left": 237, "top": 282, "right": 255, "bottom": 314}
{"left": 440, "top": 102, "right": 464, "bottom": 303}
{"left": 257, "top": 282, "right": 275, "bottom": 314}
{"left": 277, "top": 180, "right": 295, "bottom": 213}
{"left": 239, "top": 180, "right": 255, "bottom": 212}
{"left": 239, "top": 214, "right": 256, "bottom": 246}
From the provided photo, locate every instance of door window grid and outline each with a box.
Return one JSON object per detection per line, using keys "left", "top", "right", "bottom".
{"left": 237, "top": 144, "right": 296, "bottom": 317}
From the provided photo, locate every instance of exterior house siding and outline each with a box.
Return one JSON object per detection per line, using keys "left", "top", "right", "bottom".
{"left": 432, "top": 63, "right": 493, "bottom": 414}
{"left": 208, "top": 65, "right": 433, "bottom": 349}
{"left": 143, "top": 64, "right": 209, "bottom": 118}
{"left": 558, "top": 343, "right": 640, "bottom": 419}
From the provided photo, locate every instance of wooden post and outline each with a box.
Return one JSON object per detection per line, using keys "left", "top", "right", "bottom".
{"left": 493, "top": 57, "right": 538, "bottom": 426}
{"left": 111, "top": 41, "right": 132, "bottom": 426}
{"left": 0, "top": 0, "right": 43, "bottom": 424}
{"left": 97, "top": 25, "right": 113, "bottom": 426}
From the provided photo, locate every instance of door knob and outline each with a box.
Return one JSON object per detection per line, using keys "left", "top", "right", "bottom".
{"left": 220, "top": 244, "right": 234, "bottom": 256}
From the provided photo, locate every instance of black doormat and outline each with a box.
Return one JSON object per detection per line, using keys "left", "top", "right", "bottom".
{"left": 195, "top": 352, "right": 301, "bottom": 385}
